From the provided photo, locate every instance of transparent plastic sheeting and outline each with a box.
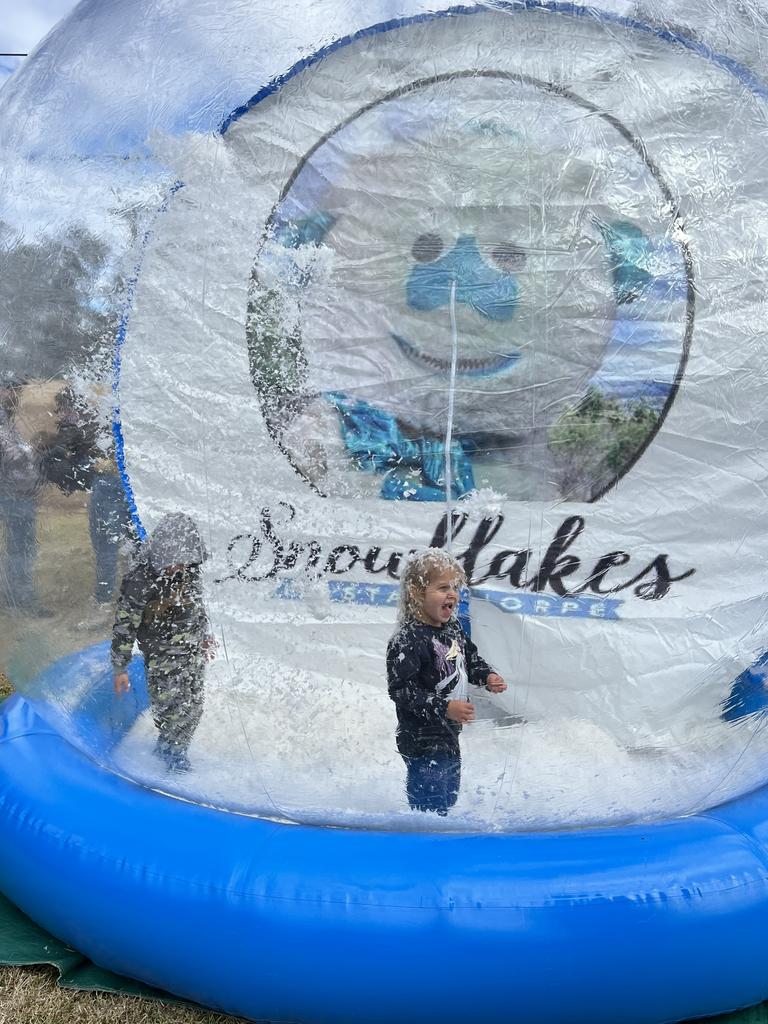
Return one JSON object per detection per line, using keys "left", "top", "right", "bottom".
{"left": 1, "top": 0, "right": 768, "bottom": 831}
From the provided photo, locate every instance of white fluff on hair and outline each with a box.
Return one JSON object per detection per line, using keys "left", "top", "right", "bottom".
{"left": 396, "top": 547, "right": 467, "bottom": 626}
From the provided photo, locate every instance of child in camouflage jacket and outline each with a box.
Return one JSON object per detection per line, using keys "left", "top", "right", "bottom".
{"left": 112, "top": 513, "right": 215, "bottom": 773}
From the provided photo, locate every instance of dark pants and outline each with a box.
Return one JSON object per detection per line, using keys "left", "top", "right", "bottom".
{"left": 89, "top": 473, "right": 134, "bottom": 602}
{"left": 0, "top": 495, "right": 38, "bottom": 607}
{"left": 403, "top": 753, "right": 461, "bottom": 816}
{"left": 145, "top": 654, "right": 205, "bottom": 757}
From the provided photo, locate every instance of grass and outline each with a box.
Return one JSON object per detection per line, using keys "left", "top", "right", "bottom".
{"left": 0, "top": 500, "right": 121, "bottom": 694}
{"left": 0, "top": 382, "right": 115, "bottom": 691}
{"left": 0, "top": 965, "right": 252, "bottom": 1024}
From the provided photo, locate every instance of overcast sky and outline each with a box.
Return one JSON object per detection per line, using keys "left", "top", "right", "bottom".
{"left": 0, "top": 0, "right": 78, "bottom": 82}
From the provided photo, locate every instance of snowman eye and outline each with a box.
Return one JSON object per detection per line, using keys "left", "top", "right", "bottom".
{"left": 412, "top": 233, "right": 444, "bottom": 263}
{"left": 491, "top": 243, "right": 527, "bottom": 273}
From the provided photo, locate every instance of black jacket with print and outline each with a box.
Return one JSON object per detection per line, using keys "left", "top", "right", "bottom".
{"left": 387, "top": 618, "right": 493, "bottom": 758}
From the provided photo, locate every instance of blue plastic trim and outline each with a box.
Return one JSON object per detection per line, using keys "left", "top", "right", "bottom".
{"left": 1, "top": 692, "right": 768, "bottom": 1023}
{"left": 219, "top": 3, "right": 768, "bottom": 134}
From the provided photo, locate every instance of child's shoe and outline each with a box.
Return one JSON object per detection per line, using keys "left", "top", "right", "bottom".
{"left": 165, "top": 749, "right": 191, "bottom": 774}
{"left": 154, "top": 740, "right": 191, "bottom": 774}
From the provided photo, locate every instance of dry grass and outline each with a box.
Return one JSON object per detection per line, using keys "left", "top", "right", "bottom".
{"left": 0, "top": 501, "right": 103, "bottom": 692}
{"left": 0, "top": 381, "right": 110, "bottom": 690}
{"left": 0, "top": 964, "right": 253, "bottom": 1024}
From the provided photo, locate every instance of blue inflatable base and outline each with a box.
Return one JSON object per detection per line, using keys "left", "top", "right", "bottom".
{"left": 3, "top": 696, "right": 768, "bottom": 1022}
{"left": 722, "top": 653, "right": 768, "bottom": 722}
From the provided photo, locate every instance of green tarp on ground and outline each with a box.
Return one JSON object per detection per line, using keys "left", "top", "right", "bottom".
{"left": 713, "top": 1007, "right": 768, "bottom": 1023}
{"left": 0, "top": 887, "right": 767, "bottom": 1023}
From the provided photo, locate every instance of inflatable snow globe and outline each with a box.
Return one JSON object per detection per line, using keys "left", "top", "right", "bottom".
{"left": 2, "top": 2, "right": 768, "bottom": 1021}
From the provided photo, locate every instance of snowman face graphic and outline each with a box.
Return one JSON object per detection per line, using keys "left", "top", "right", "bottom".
{"left": 248, "top": 75, "right": 687, "bottom": 500}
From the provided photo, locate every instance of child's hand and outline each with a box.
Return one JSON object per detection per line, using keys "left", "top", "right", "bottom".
{"left": 114, "top": 672, "right": 131, "bottom": 697}
{"left": 447, "top": 700, "right": 475, "bottom": 724}
{"left": 486, "top": 672, "right": 507, "bottom": 693}
{"left": 202, "top": 635, "right": 218, "bottom": 663}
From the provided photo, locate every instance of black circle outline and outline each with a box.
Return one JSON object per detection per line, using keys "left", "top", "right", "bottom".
{"left": 247, "top": 69, "right": 695, "bottom": 504}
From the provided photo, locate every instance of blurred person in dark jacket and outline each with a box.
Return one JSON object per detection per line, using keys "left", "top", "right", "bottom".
{"left": 38, "top": 386, "right": 137, "bottom": 613}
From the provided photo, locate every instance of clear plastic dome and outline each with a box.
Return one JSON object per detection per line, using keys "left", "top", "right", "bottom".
{"left": 3, "top": 0, "right": 768, "bottom": 830}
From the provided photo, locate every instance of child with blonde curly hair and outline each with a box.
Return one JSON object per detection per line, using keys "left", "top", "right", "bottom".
{"left": 387, "top": 548, "right": 506, "bottom": 815}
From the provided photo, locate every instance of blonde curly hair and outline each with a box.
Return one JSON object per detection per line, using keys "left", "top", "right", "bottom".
{"left": 397, "top": 548, "right": 467, "bottom": 625}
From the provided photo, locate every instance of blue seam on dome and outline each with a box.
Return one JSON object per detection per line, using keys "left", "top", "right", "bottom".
{"left": 219, "top": 2, "right": 768, "bottom": 136}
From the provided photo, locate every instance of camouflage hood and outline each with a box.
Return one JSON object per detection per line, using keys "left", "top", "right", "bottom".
{"left": 146, "top": 513, "right": 207, "bottom": 570}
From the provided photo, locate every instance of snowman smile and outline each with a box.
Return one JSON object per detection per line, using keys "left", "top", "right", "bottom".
{"left": 391, "top": 332, "right": 521, "bottom": 378}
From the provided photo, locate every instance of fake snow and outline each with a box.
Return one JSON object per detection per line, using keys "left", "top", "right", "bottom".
{"left": 110, "top": 645, "right": 768, "bottom": 833}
